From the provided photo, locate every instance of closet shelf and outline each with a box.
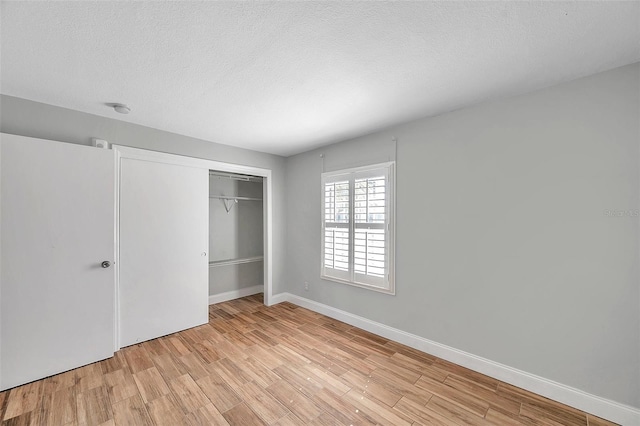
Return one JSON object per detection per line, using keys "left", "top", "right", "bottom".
{"left": 209, "top": 256, "right": 264, "bottom": 268}
{"left": 209, "top": 196, "right": 262, "bottom": 201}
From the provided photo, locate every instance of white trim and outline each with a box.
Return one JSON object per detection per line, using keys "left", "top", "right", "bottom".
{"left": 112, "top": 145, "right": 274, "bottom": 343}
{"left": 321, "top": 161, "right": 396, "bottom": 294}
{"left": 209, "top": 286, "right": 264, "bottom": 305}
{"left": 263, "top": 172, "right": 274, "bottom": 306}
{"left": 113, "top": 148, "right": 121, "bottom": 353}
{"left": 272, "top": 292, "right": 640, "bottom": 426}
{"left": 322, "top": 160, "right": 396, "bottom": 179}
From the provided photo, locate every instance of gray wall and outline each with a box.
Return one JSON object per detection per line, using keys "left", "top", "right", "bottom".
{"left": 209, "top": 176, "right": 264, "bottom": 295}
{"left": 285, "top": 63, "right": 640, "bottom": 407}
{"left": 0, "top": 95, "right": 287, "bottom": 295}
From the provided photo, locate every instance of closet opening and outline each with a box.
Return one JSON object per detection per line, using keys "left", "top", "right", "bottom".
{"left": 208, "top": 170, "right": 265, "bottom": 304}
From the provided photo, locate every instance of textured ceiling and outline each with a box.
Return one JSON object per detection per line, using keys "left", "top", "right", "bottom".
{"left": 1, "top": 1, "right": 639, "bottom": 156}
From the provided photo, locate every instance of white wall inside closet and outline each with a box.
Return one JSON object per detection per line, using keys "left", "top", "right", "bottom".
{"left": 208, "top": 173, "right": 264, "bottom": 302}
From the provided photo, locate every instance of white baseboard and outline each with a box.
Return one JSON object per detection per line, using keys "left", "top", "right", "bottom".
{"left": 268, "top": 293, "right": 288, "bottom": 305}
{"left": 208, "top": 285, "right": 263, "bottom": 305}
{"left": 272, "top": 292, "right": 639, "bottom": 425}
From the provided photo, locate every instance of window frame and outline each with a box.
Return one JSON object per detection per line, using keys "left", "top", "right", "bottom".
{"left": 320, "top": 161, "right": 396, "bottom": 295}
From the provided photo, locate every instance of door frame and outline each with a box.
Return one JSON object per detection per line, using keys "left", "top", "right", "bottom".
{"left": 113, "top": 145, "right": 274, "bottom": 350}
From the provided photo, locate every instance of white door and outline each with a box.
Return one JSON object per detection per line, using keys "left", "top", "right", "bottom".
{"left": 119, "top": 156, "right": 209, "bottom": 347}
{"left": 0, "top": 134, "right": 115, "bottom": 390}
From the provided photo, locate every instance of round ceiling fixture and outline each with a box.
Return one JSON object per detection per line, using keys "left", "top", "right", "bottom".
{"left": 113, "top": 103, "right": 131, "bottom": 114}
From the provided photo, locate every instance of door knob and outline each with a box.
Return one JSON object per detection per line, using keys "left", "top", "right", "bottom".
{"left": 101, "top": 261, "right": 111, "bottom": 268}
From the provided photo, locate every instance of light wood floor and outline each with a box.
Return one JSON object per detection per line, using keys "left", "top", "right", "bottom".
{"left": 0, "top": 294, "right": 617, "bottom": 426}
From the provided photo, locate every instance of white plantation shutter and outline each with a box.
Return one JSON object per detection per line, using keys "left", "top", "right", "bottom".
{"left": 323, "top": 179, "right": 350, "bottom": 280}
{"left": 354, "top": 175, "right": 386, "bottom": 286}
{"left": 321, "top": 162, "right": 395, "bottom": 294}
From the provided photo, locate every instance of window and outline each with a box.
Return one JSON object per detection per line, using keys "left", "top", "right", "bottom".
{"left": 321, "top": 162, "right": 395, "bottom": 294}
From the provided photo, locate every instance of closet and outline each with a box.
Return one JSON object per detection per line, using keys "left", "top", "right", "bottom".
{"left": 208, "top": 171, "right": 264, "bottom": 301}
{"left": 0, "top": 134, "right": 272, "bottom": 391}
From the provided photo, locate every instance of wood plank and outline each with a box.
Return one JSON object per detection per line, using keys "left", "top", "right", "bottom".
{"left": 1, "top": 411, "right": 33, "bottom": 426}
{"left": 222, "top": 402, "right": 267, "bottom": 426}
{"left": 193, "top": 324, "right": 224, "bottom": 343}
{"left": 271, "top": 344, "right": 313, "bottom": 367}
{"left": 100, "top": 351, "right": 128, "bottom": 375}
{"left": 77, "top": 366, "right": 106, "bottom": 392}
{"left": 390, "top": 352, "right": 449, "bottom": 382}
{"left": 212, "top": 339, "right": 248, "bottom": 361}
{"left": 301, "top": 365, "right": 351, "bottom": 396}
{"left": 349, "top": 336, "right": 397, "bottom": 357}
{"left": 343, "top": 389, "right": 412, "bottom": 426}
{"left": 241, "top": 357, "right": 282, "bottom": 388}
{"left": 587, "top": 414, "right": 619, "bottom": 426}
{"left": 213, "top": 358, "right": 254, "bottom": 391}
{"left": 308, "top": 411, "right": 343, "bottom": 426}
{"left": 3, "top": 381, "right": 42, "bottom": 421}
{"left": 497, "top": 382, "right": 588, "bottom": 424}
{"left": 415, "top": 375, "right": 490, "bottom": 417}
{"left": 519, "top": 403, "right": 570, "bottom": 426}
{"left": 166, "top": 337, "right": 194, "bottom": 357}
{"left": 76, "top": 386, "right": 113, "bottom": 426}
{"left": 392, "top": 396, "right": 454, "bottom": 426}
{"left": 111, "top": 394, "right": 153, "bottom": 426}
{"left": 272, "top": 413, "right": 307, "bottom": 426}
{"left": 326, "top": 339, "right": 369, "bottom": 360}
{"left": 195, "top": 373, "right": 242, "bottom": 413}
{"left": 40, "top": 386, "right": 76, "bottom": 425}
{"left": 369, "top": 367, "right": 427, "bottom": 398}
{"left": 325, "top": 347, "right": 376, "bottom": 376}
{"left": 234, "top": 381, "right": 289, "bottom": 424}
{"left": 485, "top": 408, "right": 528, "bottom": 425}
{"left": 42, "top": 369, "right": 77, "bottom": 395}
{"left": 433, "top": 358, "right": 499, "bottom": 391}
{"left": 176, "top": 353, "right": 210, "bottom": 381}
{"left": 444, "top": 374, "right": 521, "bottom": 415}
{"left": 192, "top": 340, "right": 222, "bottom": 364}
{"left": 145, "top": 394, "right": 189, "bottom": 426}
{"left": 122, "top": 345, "right": 154, "bottom": 374}
{"left": 186, "top": 403, "right": 230, "bottom": 426}
{"left": 104, "top": 369, "right": 138, "bottom": 405}
{"left": 345, "top": 328, "right": 389, "bottom": 346}
{"left": 133, "top": 367, "right": 170, "bottom": 404}
{"left": 382, "top": 341, "right": 437, "bottom": 364}
{"left": 168, "top": 374, "right": 210, "bottom": 415}
{"left": 310, "top": 388, "right": 378, "bottom": 426}
{"left": 140, "top": 338, "right": 171, "bottom": 358}
{"left": 272, "top": 365, "right": 323, "bottom": 398}
{"left": 520, "top": 402, "right": 587, "bottom": 426}
{"left": 298, "top": 349, "right": 349, "bottom": 377}
{"left": 265, "top": 380, "right": 322, "bottom": 423}
{"left": 178, "top": 328, "right": 203, "bottom": 347}
{"left": 365, "top": 353, "right": 421, "bottom": 384}
{"left": 243, "top": 344, "right": 283, "bottom": 370}
{"left": 340, "top": 370, "right": 402, "bottom": 407}
{"left": 426, "top": 395, "right": 494, "bottom": 426}
{"left": 152, "top": 354, "right": 185, "bottom": 382}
